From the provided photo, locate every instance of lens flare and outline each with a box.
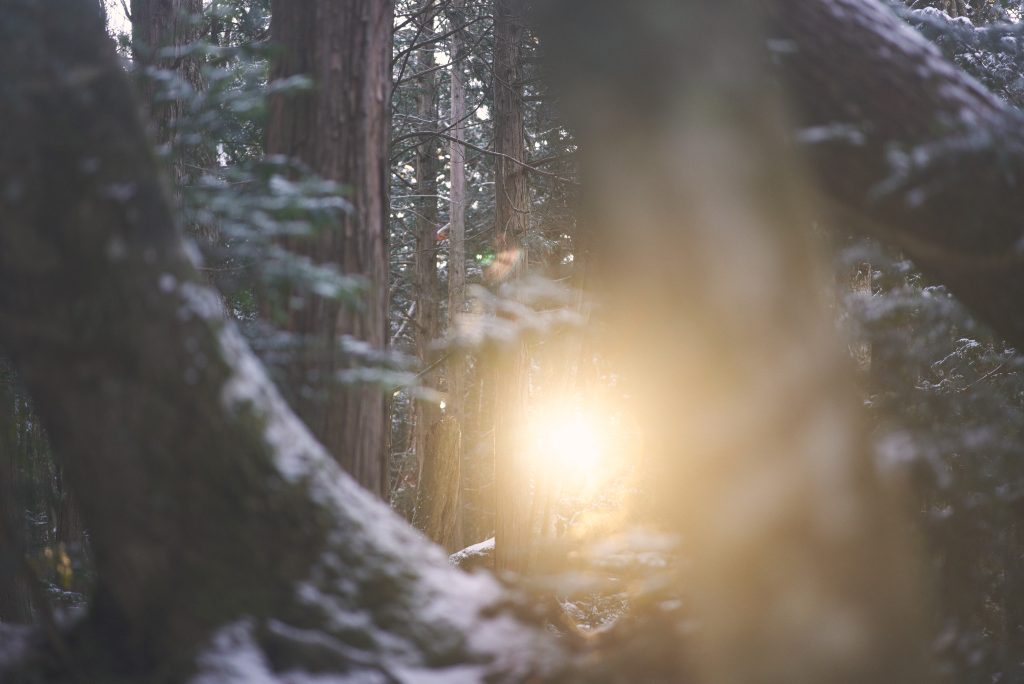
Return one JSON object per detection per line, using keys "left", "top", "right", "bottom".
{"left": 529, "top": 402, "right": 609, "bottom": 489}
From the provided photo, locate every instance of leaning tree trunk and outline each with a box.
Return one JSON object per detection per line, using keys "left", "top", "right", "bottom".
{"left": 770, "top": 0, "right": 1024, "bottom": 352}
{"left": 491, "top": 0, "right": 532, "bottom": 575}
{"left": 0, "top": 2, "right": 560, "bottom": 680}
{"left": 265, "top": 0, "right": 393, "bottom": 497}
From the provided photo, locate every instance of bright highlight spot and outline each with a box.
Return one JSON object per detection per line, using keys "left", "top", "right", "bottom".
{"left": 529, "top": 402, "right": 610, "bottom": 490}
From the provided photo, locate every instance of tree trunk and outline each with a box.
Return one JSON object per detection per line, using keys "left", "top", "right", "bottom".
{"left": 130, "top": 0, "right": 205, "bottom": 199}
{"left": 412, "top": 8, "right": 442, "bottom": 486}
{"left": 412, "top": 417, "right": 461, "bottom": 549}
{"left": 770, "top": 0, "right": 1024, "bottom": 352}
{"left": 447, "top": 0, "right": 470, "bottom": 548}
{"left": 492, "top": 0, "right": 531, "bottom": 575}
{"left": 0, "top": 3, "right": 557, "bottom": 679}
{"left": 0, "top": 374, "right": 32, "bottom": 625}
{"left": 545, "top": 0, "right": 929, "bottom": 681}
{"left": 265, "top": 0, "right": 393, "bottom": 497}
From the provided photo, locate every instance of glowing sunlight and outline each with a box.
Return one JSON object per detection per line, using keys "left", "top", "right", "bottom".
{"left": 528, "top": 400, "right": 613, "bottom": 493}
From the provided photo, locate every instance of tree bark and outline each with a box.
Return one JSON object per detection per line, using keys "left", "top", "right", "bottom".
{"left": 130, "top": 0, "right": 205, "bottom": 198}
{"left": 0, "top": 374, "right": 32, "bottom": 625}
{"left": 265, "top": 0, "right": 393, "bottom": 497}
{"left": 492, "top": 0, "right": 532, "bottom": 575}
{"left": 412, "top": 417, "right": 461, "bottom": 549}
{"left": 412, "top": 7, "right": 442, "bottom": 488}
{"left": 447, "top": 0, "right": 470, "bottom": 547}
{"left": 770, "top": 0, "right": 1024, "bottom": 351}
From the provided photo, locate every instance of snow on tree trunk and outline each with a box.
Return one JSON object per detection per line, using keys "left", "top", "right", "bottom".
{"left": 771, "top": 0, "right": 1024, "bottom": 351}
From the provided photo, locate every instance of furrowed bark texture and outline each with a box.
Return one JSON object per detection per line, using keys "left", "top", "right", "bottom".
{"left": 413, "top": 12, "right": 443, "bottom": 492}
{"left": 771, "top": 0, "right": 1024, "bottom": 351}
{"left": 447, "top": 0, "right": 470, "bottom": 547}
{"left": 0, "top": 2, "right": 559, "bottom": 681}
{"left": 546, "top": 1, "right": 929, "bottom": 682}
{"left": 265, "top": 0, "right": 393, "bottom": 497}
{"left": 412, "top": 417, "right": 461, "bottom": 549}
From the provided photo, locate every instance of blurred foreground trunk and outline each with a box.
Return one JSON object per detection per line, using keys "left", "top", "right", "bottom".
{"left": 544, "top": 2, "right": 930, "bottom": 682}
{"left": 770, "top": 0, "right": 1024, "bottom": 351}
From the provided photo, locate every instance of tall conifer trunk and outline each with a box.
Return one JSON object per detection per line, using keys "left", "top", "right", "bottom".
{"left": 412, "top": 6, "right": 441, "bottom": 484}
{"left": 130, "top": 0, "right": 205, "bottom": 202}
{"left": 265, "top": 0, "right": 394, "bottom": 497}
{"left": 447, "top": 0, "right": 470, "bottom": 547}
{"left": 491, "top": 0, "right": 531, "bottom": 574}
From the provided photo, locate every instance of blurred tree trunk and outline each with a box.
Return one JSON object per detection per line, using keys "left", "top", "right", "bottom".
{"left": 265, "top": 0, "right": 393, "bottom": 497}
{"left": 545, "top": 1, "right": 930, "bottom": 682}
{"left": 770, "top": 0, "right": 1024, "bottom": 352}
{"left": 492, "top": 0, "right": 531, "bottom": 574}
{"left": 945, "top": 0, "right": 967, "bottom": 17}
{"left": 130, "top": 0, "right": 206, "bottom": 205}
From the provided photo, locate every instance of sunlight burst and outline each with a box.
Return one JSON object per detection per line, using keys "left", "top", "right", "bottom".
{"left": 529, "top": 403, "right": 609, "bottom": 487}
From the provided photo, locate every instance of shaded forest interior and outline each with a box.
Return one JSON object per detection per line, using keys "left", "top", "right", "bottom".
{"left": 3, "top": 0, "right": 1024, "bottom": 682}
